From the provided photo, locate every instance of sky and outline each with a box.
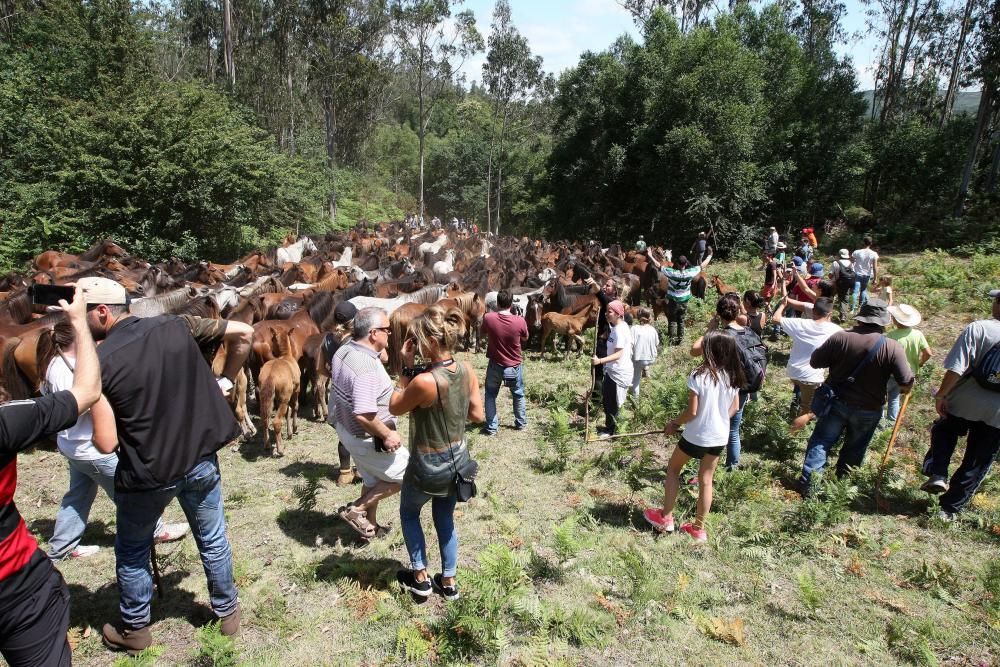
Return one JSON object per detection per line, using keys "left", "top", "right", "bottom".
{"left": 457, "top": 0, "right": 880, "bottom": 90}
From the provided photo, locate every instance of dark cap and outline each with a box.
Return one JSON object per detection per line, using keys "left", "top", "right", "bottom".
{"left": 855, "top": 298, "right": 891, "bottom": 326}
{"left": 334, "top": 301, "right": 357, "bottom": 324}
{"left": 990, "top": 289, "right": 1000, "bottom": 299}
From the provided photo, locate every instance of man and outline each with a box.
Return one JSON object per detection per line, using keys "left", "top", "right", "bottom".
{"left": 480, "top": 290, "right": 528, "bottom": 436}
{"left": 764, "top": 226, "right": 779, "bottom": 257}
{"left": 920, "top": 290, "right": 1000, "bottom": 519}
{"left": 584, "top": 275, "right": 619, "bottom": 397}
{"left": 647, "top": 251, "right": 712, "bottom": 346}
{"left": 330, "top": 307, "right": 408, "bottom": 538}
{"left": 790, "top": 262, "right": 824, "bottom": 307}
{"left": 690, "top": 232, "right": 709, "bottom": 266}
{"left": 84, "top": 277, "right": 253, "bottom": 654}
{"left": 0, "top": 286, "right": 101, "bottom": 667}
{"left": 797, "top": 299, "right": 913, "bottom": 494}
{"left": 635, "top": 235, "right": 647, "bottom": 252}
{"left": 796, "top": 237, "right": 814, "bottom": 264}
{"left": 830, "top": 248, "right": 856, "bottom": 322}
{"left": 852, "top": 236, "right": 879, "bottom": 307}
{"left": 323, "top": 301, "right": 361, "bottom": 486}
{"left": 761, "top": 251, "right": 779, "bottom": 303}
{"left": 773, "top": 297, "right": 841, "bottom": 418}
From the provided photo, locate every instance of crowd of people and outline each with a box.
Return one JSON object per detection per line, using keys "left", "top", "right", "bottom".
{"left": 1, "top": 229, "right": 999, "bottom": 664}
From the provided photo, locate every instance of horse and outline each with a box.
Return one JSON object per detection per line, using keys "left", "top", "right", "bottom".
{"left": 540, "top": 301, "right": 597, "bottom": 359}
{"left": 710, "top": 275, "right": 738, "bottom": 296}
{"left": 417, "top": 233, "right": 449, "bottom": 259}
{"left": 212, "top": 344, "right": 256, "bottom": 439}
{"left": 432, "top": 249, "right": 456, "bottom": 281}
{"left": 348, "top": 284, "right": 450, "bottom": 318}
{"left": 257, "top": 328, "right": 300, "bottom": 457}
{"left": 130, "top": 287, "right": 202, "bottom": 318}
{"left": 275, "top": 236, "right": 318, "bottom": 265}
{"left": 33, "top": 239, "right": 126, "bottom": 272}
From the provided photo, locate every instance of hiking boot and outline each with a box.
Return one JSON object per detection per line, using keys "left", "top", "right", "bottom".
{"left": 102, "top": 622, "right": 152, "bottom": 655}
{"left": 432, "top": 573, "right": 460, "bottom": 601}
{"left": 396, "top": 570, "right": 432, "bottom": 598}
{"left": 70, "top": 545, "right": 100, "bottom": 559}
{"left": 680, "top": 522, "right": 707, "bottom": 544}
{"left": 220, "top": 604, "right": 241, "bottom": 637}
{"left": 921, "top": 476, "right": 949, "bottom": 494}
{"left": 154, "top": 522, "right": 189, "bottom": 544}
{"left": 336, "top": 469, "right": 357, "bottom": 487}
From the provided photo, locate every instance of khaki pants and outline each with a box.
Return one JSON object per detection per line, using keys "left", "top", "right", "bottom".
{"left": 792, "top": 380, "right": 822, "bottom": 416}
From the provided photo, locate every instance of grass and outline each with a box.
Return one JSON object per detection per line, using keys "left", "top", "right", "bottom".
{"left": 16, "top": 251, "right": 1000, "bottom": 665}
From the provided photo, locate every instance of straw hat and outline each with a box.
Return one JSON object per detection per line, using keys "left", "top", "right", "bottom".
{"left": 888, "top": 303, "right": 922, "bottom": 327}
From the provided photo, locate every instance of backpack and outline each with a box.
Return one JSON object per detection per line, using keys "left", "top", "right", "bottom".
{"left": 728, "top": 327, "right": 769, "bottom": 393}
{"left": 971, "top": 341, "right": 1000, "bottom": 392}
{"left": 835, "top": 260, "right": 856, "bottom": 287}
{"left": 322, "top": 333, "right": 343, "bottom": 368}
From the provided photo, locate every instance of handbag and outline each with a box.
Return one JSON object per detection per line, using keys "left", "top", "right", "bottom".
{"left": 502, "top": 365, "right": 520, "bottom": 389}
{"left": 811, "top": 336, "right": 885, "bottom": 418}
{"left": 431, "top": 371, "right": 479, "bottom": 502}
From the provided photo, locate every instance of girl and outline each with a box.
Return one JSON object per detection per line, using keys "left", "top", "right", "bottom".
{"left": 629, "top": 308, "right": 660, "bottom": 398}
{"left": 390, "top": 305, "right": 484, "bottom": 601}
{"left": 644, "top": 331, "right": 746, "bottom": 542}
{"left": 876, "top": 275, "right": 893, "bottom": 305}
{"left": 741, "top": 291, "right": 767, "bottom": 338}
{"left": 591, "top": 300, "right": 633, "bottom": 438}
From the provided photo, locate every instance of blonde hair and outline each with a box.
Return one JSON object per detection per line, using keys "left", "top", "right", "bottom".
{"left": 411, "top": 304, "right": 466, "bottom": 356}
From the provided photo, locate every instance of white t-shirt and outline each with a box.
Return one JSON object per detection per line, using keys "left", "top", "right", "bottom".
{"left": 852, "top": 248, "right": 879, "bottom": 277}
{"left": 630, "top": 324, "right": 660, "bottom": 363}
{"left": 780, "top": 318, "right": 842, "bottom": 383}
{"left": 606, "top": 321, "right": 634, "bottom": 388}
{"left": 44, "top": 356, "right": 105, "bottom": 461}
{"left": 683, "top": 369, "right": 738, "bottom": 447}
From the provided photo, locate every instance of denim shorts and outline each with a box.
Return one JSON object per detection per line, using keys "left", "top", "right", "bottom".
{"left": 678, "top": 437, "right": 723, "bottom": 459}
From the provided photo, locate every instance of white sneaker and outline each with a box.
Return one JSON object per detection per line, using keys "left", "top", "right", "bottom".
{"left": 154, "top": 523, "right": 190, "bottom": 544}
{"left": 70, "top": 545, "right": 100, "bottom": 558}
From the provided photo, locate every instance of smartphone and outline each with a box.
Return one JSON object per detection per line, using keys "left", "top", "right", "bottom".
{"left": 30, "top": 284, "right": 75, "bottom": 306}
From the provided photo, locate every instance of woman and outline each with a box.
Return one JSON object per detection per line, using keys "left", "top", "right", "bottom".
{"left": 591, "top": 300, "right": 633, "bottom": 438}
{"left": 389, "top": 305, "right": 484, "bottom": 601}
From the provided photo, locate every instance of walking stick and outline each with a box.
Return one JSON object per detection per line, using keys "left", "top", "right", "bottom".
{"left": 875, "top": 392, "right": 913, "bottom": 512}
{"left": 151, "top": 542, "right": 165, "bottom": 599}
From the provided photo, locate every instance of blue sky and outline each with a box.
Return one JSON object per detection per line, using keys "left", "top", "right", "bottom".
{"left": 457, "top": 0, "right": 879, "bottom": 90}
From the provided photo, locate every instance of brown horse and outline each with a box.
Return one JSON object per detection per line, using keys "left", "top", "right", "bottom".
{"left": 540, "top": 301, "right": 597, "bottom": 359}
{"left": 258, "top": 328, "right": 300, "bottom": 458}
{"left": 33, "top": 239, "right": 126, "bottom": 272}
{"left": 710, "top": 275, "right": 737, "bottom": 296}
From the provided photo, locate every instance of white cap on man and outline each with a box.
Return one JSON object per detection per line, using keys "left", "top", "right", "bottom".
{"left": 77, "top": 277, "right": 128, "bottom": 305}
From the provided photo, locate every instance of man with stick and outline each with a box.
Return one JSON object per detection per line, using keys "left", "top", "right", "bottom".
{"left": 920, "top": 290, "right": 1000, "bottom": 519}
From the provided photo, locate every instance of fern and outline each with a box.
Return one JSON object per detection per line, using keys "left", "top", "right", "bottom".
{"left": 796, "top": 569, "right": 825, "bottom": 616}
{"left": 112, "top": 645, "right": 165, "bottom": 667}
{"left": 191, "top": 623, "right": 238, "bottom": 667}
{"left": 395, "top": 624, "right": 432, "bottom": 663}
{"left": 616, "top": 545, "right": 656, "bottom": 610}
{"left": 292, "top": 468, "right": 324, "bottom": 512}
{"left": 552, "top": 515, "right": 582, "bottom": 564}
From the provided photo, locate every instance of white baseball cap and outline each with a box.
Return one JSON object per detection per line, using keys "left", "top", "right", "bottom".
{"left": 77, "top": 277, "right": 128, "bottom": 305}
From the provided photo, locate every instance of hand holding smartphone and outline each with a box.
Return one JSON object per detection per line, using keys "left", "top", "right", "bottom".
{"left": 30, "top": 284, "right": 76, "bottom": 306}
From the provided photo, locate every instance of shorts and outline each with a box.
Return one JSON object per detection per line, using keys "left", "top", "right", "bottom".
{"left": 335, "top": 424, "right": 409, "bottom": 487}
{"left": 678, "top": 437, "right": 723, "bottom": 460}
{"left": 761, "top": 284, "right": 775, "bottom": 299}
{"left": 791, "top": 380, "right": 822, "bottom": 416}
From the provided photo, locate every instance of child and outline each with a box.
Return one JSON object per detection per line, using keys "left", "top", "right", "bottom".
{"left": 877, "top": 275, "right": 893, "bottom": 305}
{"left": 630, "top": 308, "right": 660, "bottom": 398}
{"left": 644, "top": 331, "right": 746, "bottom": 542}
{"left": 885, "top": 303, "right": 931, "bottom": 424}
{"left": 741, "top": 290, "right": 767, "bottom": 338}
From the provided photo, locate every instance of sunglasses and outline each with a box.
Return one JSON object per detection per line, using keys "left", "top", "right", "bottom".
{"left": 371, "top": 327, "right": 392, "bottom": 335}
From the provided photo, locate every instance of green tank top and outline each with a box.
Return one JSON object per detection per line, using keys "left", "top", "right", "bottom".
{"left": 410, "top": 361, "right": 469, "bottom": 453}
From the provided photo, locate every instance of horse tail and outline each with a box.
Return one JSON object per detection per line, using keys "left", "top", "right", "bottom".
{"left": 1, "top": 337, "right": 32, "bottom": 401}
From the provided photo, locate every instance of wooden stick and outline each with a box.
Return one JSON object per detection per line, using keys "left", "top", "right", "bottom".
{"left": 875, "top": 392, "right": 912, "bottom": 512}
{"left": 586, "top": 429, "right": 663, "bottom": 442}
{"left": 151, "top": 542, "right": 164, "bottom": 599}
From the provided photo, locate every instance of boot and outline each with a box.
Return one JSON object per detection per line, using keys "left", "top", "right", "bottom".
{"left": 336, "top": 469, "right": 356, "bottom": 487}
{"left": 102, "top": 622, "right": 152, "bottom": 655}
{"left": 220, "top": 604, "right": 241, "bottom": 637}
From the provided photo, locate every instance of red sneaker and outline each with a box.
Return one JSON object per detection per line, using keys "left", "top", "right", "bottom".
{"left": 643, "top": 508, "right": 675, "bottom": 534}
{"left": 680, "top": 522, "right": 707, "bottom": 544}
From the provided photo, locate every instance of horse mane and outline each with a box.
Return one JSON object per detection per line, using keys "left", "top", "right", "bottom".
{"left": 448, "top": 292, "right": 480, "bottom": 316}
{"left": 1, "top": 337, "right": 32, "bottom": 400}
{"left": 0, "top": 291, "right": 32, "bottom": 325}
{"left": 246, "top": 276, "right": 286, "bottom": 297}
{"left": 175, "top": 295, "right": 221, "bottom": 319}
{"left": 306, "top": 290, "right": 335, "bottom": 326}
{"left": 79, "top": 239, "right": 113, "bottom": 262}
{"left": 130, "top": 287, "right": 194, "bottom": 318}
{"left": 408, "top": 284, "right": 446, "bottom": 305}
{"left": 338, "top": 277, "right": 374, "bottom": 302}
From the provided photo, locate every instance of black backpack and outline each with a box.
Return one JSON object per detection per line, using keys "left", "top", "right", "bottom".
{"left": 728, "top": 327, "right": 769, "bottom": 393}
{"left": 971, "top": 341, "right": 1000, "bottom": 392}
{"left": 835, "top": 260, "right": 856, "bottom": 288}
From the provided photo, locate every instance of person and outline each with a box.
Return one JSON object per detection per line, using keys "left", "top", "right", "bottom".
{"left": 591, "top": 300, "right": 633, "bottom": 438}
{"left": 797, "top": 237, "right": 814, "bottom": 264}
{"left": 643, "top": 331, "right": 746, "bottom": 543}
{"left": 480, "top": 289, "right": 528, "bottom": 436}
{"left": 630, "top": 308, "right": 660, "bottom": 398}
{"left": 852, "top": 236, "right": 879, "bottom": 308}
{"left": 802, "top": 227, "right": 819, "bottom": 249}
{"left": 0, "top": 285, "right": 101, "bottom": 667}
{"left": 330, "top": 307, "right": 408, "bottom": 538}
{"left": 920, "top": 290, "right": 1000, "bottom": 518}
{"left": 83, "top": 277, "right": 253, "bottom": 653}
{"left": 764, "top": 227, "right": 779, "bottom": 257}
{"left": 876, "top": 275, "right": 894, "bottom": 305}
{"left": 830, "top": 248, "right": 856, "bottom": 322}
{"left": 741, "top": 291, "right": 767, "bottom": 338}
{"left": 773, "top": 297, "right": 841, "bottom": 418}
{"left": 775, "top": 241, "right": 787, "bottom": 267}
{"left": 646, "top": 252, "right": 712, "bottom": 346}
{"left": 690, "top": 232, "right": 711, "bottom": 266}
{"left": 790, "top": 262, "right": 824, "bottom": 307}
{"left": 796, "top": 299, "right": 913, "bottom": 495}
{"left": 324, "top": 301, "right": 363, "bottom": 487}
{"left": 635, "top": 235, "right": 647, "bottom": 252}
{"left": 761, "top": 253, "right": 779, "bottom": 303}
{"left": 883, "top": 304, "right": 931, "bottom": 425}
{"left": 584, "top": 276, "right": 619, "bottom": 398}
{"left": 390, "top": 306, "right": 484, "bottom": 601}
{"left": 41, "top": 321, "right": 188, "bottom": 561}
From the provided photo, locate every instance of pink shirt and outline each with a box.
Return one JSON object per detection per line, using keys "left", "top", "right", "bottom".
{"left": 481, "top": 311, "right": 528, "bottom": 367}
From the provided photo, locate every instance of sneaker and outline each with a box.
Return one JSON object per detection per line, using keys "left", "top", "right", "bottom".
{"left": 680, "top": 522, "right": 707, "bottom": 544}
{"left": 71, "top": 545, "right": 100, "bottom": 558}
{"left": 479, "top": 429, "right": 497, "bottom": 437}
{"left": 220, "top": 604, "right": 241, "bottom": 637}
{"left": 920, "top": 476, "right": 948, "bottom": 494}
{"left": 396, "top": 570, "right": 432, "bottom": 598}
{"left": 643, "top": 508, "right": 675, "bottom": 534}
{"left": 937, "top": 510, "right": 955, "bottom": 523}
{"left": 597, "top": 431, "right": 613, "bottom": 440}
{"left": 432, "top": 573, "right": 460, "bottom": 601}
{"left": 514, "top": 424, "right": 527, "bottom": 431}
{"left": 154, "top": 523, "right": 189, "bottom": 544}
{"left": 102, "top": 622, "right": 152, "bottom": 655}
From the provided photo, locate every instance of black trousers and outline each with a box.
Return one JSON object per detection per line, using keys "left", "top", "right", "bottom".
{"left": 592, "top": 339, "right": 608, "bottom": 396}
{"left": 602, "top": 376, "right": 621, "bottom": 434}
{"left": 0, "top": 562, "right": 71, "bottom": 667}
{"left": 924, "top": 413, "right": 1000, "bottom": 514}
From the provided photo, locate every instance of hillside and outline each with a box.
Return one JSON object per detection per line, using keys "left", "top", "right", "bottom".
{"left": 860, "top": 89, "right": 982, "bottom": 117}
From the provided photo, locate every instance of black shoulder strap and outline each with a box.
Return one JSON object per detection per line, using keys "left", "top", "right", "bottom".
{"left": 845, "top": 335, "right": 885, "bottom": 384}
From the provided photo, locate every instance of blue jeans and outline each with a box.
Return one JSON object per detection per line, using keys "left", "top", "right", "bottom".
{"left": 799, "top": 399, "right": 882, "bottom": 491}
{"left": 115, "top": 456, "right": 237, "bottom": 629}
{"left": 924, "top": 413, "right": 1000, "bottom": 514}
{"left": 726, "top": 392, "right": 750, "bottom": 469}
{"left": 853, "top": 275, "right": 871, "bottom": 308}
{"left": 483, "top": 361, "right": 526, "bottom": 434}
{"left": 885, "top": 378, "right": 902, "bottom": 423}
{"left": 399, "top": 482, "right": 458, "bottom": 577}
{"left": 48, "top": 454, "right": 164, "bottom": 560}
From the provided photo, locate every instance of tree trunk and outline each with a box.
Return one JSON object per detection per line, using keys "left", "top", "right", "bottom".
{"left": 987, "top": 135, "right": 1000, "bottom": 193}
{"left": 495, "top": 163, "right": 502, "bottom": 236}
{"left": 954, "top": 81, "right": 995, "bottom": 216}
{"left": 881, "top": 0, "right": 918, "bottom": 124}
{"left": 223, "top": 0, "right": 235, "bottom": 86}
{"left": 417, "top": 41, "right": 426, "bottom": 223}
{"left": 324, "top": 94, "right": 338, "bottom": 221}
{"left": 940, "top": 0, "right": 975, "bottom": 127}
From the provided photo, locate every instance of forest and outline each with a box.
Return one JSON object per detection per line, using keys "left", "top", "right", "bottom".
{"left": 0, "top": 0, "right": 998, "bottom": 268}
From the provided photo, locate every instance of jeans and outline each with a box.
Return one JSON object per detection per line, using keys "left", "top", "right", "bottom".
{"left": 726, "top": 392, "right": 750, "bottom": 469}
{"left": 399, "top": 482, "right": 459, "bottom": 577}
{"left": 799, "top": 399, "right": 882, "bottom": 490}
{"left": 854, "top": 275, "right": 871, "bottom": 308}
{"left": 667, "top": 301, "right": 687, "bottom": 342}
{"left": 483, "top": 361, "right": 526, "bottom": 434}
{"left": 924, "top": 413, "right": 1000, "bottom": 514}
{"left": 115, "top": 456, "right": 237, "bottom": 629}
{"left": 48, "top": 454, "right": 166, "bottom": 560}
{"left": 885, "top": 378, "right": 902, "bottom": 423}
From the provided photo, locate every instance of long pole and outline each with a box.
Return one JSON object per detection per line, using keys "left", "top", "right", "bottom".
{"left": 875, "top": 392, "right": 913, "bottom": 511}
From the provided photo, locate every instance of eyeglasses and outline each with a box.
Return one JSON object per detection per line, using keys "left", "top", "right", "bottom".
{"left": 371, "top": 327, "right": 391, "bottom": 335}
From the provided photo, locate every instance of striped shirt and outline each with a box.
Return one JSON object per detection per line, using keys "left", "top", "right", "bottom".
{"left": 660, "top": 266, "right": 701, "bottom": 302}
{"left": 328, "top": 341, "right": 396, "bottom": 438}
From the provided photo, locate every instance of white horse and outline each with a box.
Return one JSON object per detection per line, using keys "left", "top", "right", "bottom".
{"left": 432, "top": 249, "right": 455, "bottom": 281}
{"left": 275, "top": 236, "right": 318, "bottom": 265}
{"left": 417, "top": 233, "right": 449, "bottom": 257}
{"left": 479, "top": 237, "right": 494, "bottom": 257}
{"left": 537, "top": 267, "right": 558, "bottom": 283}
{"left": 349, "top": 284, "right": 449, "bottom": 317}
{"left": 330, "top": 246, "right": 353, "bottom": 268}
{"left": 485, "top": 285, "right": 546, "bottom": 313}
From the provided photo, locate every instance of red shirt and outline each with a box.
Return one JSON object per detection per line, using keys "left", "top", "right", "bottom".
{"left": 481, "top": 311, "right": 528, "bottom": 367}
{"left": 791, "top": 276, "right": 820, "bottom": 304}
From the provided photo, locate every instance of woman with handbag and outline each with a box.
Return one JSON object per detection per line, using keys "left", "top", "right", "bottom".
{"left": 390, "top": 305, "right": 484, "bottom": 601}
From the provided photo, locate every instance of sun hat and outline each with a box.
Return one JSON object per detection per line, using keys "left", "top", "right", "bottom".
{"left": 839, "top": 249, "right": 850, "bottom": 259}
{"left": 776, "top": 241, "right": 786, "bottom": 250}
{"left": 792, "top": 256, "right": 804, "bottom": 267}
{"left": 334, "top": 301, "right": 357, "bottom": 324}
{"left": 77, "top": 277, "right": 128, "bottom": 306}
{"left": 888, "top": 303, "right": 922, "bottom": 327}
{"left": 855, "top": 298, "right": 892, "bottom": 326}
{"left": 810, "top": 263, "right": 824, "bottom": 277}
{"left": 608, "top": 300, "right": 626, "bottom": 317}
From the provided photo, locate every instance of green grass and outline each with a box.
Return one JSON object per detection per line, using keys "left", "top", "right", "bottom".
{"left": 17, "top": 251, "right": 1000, "bottom": 665}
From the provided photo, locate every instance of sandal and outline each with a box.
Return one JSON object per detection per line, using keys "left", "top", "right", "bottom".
{"left": 338, "top": 505, "right": 376, "bottom": 539}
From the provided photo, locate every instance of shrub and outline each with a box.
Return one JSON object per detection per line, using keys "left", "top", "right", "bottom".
{"left": 191, "top": 622, "right": 238, "bottom": 667}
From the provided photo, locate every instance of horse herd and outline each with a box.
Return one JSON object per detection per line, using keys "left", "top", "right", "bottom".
{"left": 0, "top": 227, "right": 712, "bottom": 456}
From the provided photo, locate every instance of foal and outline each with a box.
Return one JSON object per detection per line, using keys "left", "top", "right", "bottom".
{"left": 258, "top": 328, "right": 300, "bottom": 457}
